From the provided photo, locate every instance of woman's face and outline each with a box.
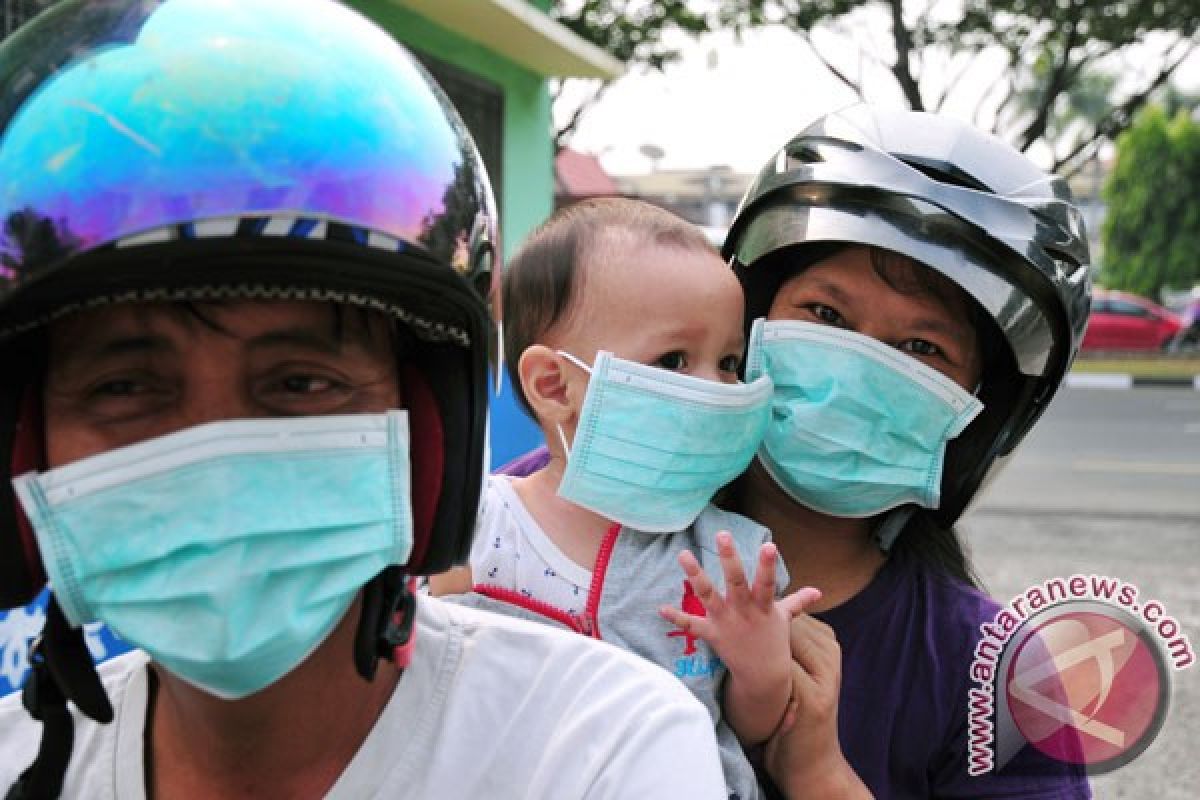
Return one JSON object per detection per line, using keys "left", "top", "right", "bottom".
{"left": 767, "top": 246, "right": 982, "bottom": 391}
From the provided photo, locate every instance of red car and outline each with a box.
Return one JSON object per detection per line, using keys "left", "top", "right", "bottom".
{"left": 1081, "top": 291, "right": 1183, "bottom": 351}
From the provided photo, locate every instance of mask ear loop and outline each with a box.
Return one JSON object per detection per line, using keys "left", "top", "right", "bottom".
{"left": 552, "top": 351, "right": 593, "bottom": 460}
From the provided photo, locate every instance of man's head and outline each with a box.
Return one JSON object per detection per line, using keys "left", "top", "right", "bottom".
{"left": 502, "top": 197, "right": 744, "bottom": 446}
{"left": 0, "top": 0, "right": 499, "bottom": 607}
{"left": 0, "top": 3, "right": 501, "bottom": 764}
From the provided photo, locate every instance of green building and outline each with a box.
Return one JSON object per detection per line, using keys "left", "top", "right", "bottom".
{"left": 355, "top": 0, "right": 622, "bottom": 262}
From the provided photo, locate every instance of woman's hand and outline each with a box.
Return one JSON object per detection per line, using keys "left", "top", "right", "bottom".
{"left": 765, "top": 614, "right": 873, "bottom": 799}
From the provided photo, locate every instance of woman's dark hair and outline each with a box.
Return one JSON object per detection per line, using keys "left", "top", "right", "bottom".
{"left": 501, "top": 197, "right": 716, "bottom": 416}
{"left": 743, "top": 242, "right": 1017, "bottom": 590}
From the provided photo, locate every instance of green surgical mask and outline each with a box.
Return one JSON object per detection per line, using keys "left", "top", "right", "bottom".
{"left": 745, "top": 319, "right": 984, "bottom": 518}
{"left": 556, "top": 350, "right": 772, "bottom": 532}
{"left": 13, "top": 412, "right": 412, "bottom": 699}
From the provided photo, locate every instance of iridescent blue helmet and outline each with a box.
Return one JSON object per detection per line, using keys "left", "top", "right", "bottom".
{"left": 0, "top": 0, "right": 500, "bottom": 609}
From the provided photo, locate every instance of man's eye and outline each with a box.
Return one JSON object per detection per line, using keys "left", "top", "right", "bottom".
{"left": 718, "top": 354, "right": 742, "bottom": 373}
{"left": 655, "top": 351, "right": 688, "bottom": 371}
{"left": 280, "top": 375, "right": 337, "bottom": 394}
{"left": 899, "top": 339, "right": 942, "bottom": 357}
{"left": 93, "top": 379, "right": 143, "bottom": 397}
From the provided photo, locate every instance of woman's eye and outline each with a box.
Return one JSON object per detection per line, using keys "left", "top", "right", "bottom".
{"left": 655, "top": 351, "right": 688, "bottom": 371}
{"left": 718, "top": 354, "right": 742, "bottom": 374}
{"left": 899, "top": 339, "right": 942, "bottom": 357}
{"left": 806, "top": 303, "right": 845, "bottom": 326}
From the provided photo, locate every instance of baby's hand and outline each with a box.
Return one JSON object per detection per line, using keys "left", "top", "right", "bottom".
{"left": 658, "top": 531, "right": 820, "bottom": 743}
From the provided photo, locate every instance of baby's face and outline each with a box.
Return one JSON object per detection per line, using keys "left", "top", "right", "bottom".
{"left": 557, "top": 234, "right": 746, "bottom": 384}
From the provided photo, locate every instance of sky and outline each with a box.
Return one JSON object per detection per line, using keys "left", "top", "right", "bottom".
{"left": 558, "top": 22, "right": 1200, "bottom": 178}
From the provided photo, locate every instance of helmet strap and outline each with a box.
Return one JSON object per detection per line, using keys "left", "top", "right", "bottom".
{"left": 354, "top": 567, "right": 418, "bottom": 682}
{"left": 5, "top": 598, "right": 113, "bottom": 800}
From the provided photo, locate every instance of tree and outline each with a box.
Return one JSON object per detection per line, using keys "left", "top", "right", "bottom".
{"left": 723, "top": 0, "right": 1198, "bottom": 176}
{"left": 549, "top": 1, "right": 715, "bottom": 149}
{"left": 1101, "top": 106, "right": 1200, "bottom": 299}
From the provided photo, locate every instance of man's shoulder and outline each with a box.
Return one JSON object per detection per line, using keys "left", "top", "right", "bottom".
{"left": 422, "top": 595, "right": 703, "bottom": 701}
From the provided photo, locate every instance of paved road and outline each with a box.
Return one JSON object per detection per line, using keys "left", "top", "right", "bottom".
{"left": 975, "top": 386, "right": 1200, "bottom": 516}
{"left": 960, "top": 387, "right": 1199, "bottom": 798}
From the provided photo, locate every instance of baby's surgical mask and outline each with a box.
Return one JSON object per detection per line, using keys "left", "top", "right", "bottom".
{"left": 745, "top": 319, "right": 984, "bottom": 518}
{"left": 554, "top": 349, "right": 772, "bottom": 532}
{"left": 12, "top": 412, "right": 413, "bottom": 699}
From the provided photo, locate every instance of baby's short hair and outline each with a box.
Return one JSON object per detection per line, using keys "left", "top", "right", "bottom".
{"left": 502, "top": 197, "right": 717, "bottom": 416}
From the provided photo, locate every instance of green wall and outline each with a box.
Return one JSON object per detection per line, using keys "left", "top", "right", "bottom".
{"left": 351, "top": 1, "right": 555, "bottom": 259}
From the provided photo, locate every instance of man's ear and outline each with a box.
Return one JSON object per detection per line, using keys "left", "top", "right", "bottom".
{"left": 519, "top": 345, "right": 576, "bottom": 424}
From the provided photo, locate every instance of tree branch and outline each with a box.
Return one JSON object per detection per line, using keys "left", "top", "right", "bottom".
{"left": 887, "top": 0, "right": 924, "bottom": 110}
{"left": 804, "top": 31, "right": 865, "bottom": 98}
{"left": 553, "top": 80, "right": 613, "bottom": 151}
{"left": 1018, "top": 20, "right": 1083, "bottom": 150}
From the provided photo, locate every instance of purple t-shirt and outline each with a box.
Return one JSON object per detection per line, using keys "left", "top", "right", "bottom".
{"left": 497, "top": 447, "right": 1089, "bottom": 798}
{"left": 812, "top": 548, "right": 1089, "bottom": 799}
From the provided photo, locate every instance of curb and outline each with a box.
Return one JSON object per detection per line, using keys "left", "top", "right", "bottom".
{"left": 1065, "top": 373, "right": 1200, "bottom": 390}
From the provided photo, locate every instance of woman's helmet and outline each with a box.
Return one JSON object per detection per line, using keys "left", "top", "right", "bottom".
{"left": 724, "top": 104, "right": 1091, "bottom": 524}
{"left": 0, "top": 0, "right": 499, "bottom": 611}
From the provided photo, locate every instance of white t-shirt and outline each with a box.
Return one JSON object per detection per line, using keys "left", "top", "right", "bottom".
{"left": 0, "top": 596, "right": 725, "bottom": 800}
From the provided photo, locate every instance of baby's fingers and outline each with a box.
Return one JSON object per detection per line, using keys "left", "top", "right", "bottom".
{"left": 658, "top": 605, "right": 714, "bottom": 641}
{"left": 678, "top": 549, "right": 724, "bottom": 615}
{"left": 750, "top": 542, "right": 779, "bottom": 608}
{"left": 778, "top": 586, "right": 823, "bottom": 619}
{"left": 715, "top": 530, "right": 751, "bottom": 606}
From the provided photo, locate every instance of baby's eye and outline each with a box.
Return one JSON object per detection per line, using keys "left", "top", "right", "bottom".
{"left": 655, "top": 351, "right": 688, "bottom": 371}
{"left": 718, "top": 354, "right": 742, "bottom": 374}
{"left": 898, "top": 339, "right": 942, "bottom": 357}
{"left": 806, "top": 303, "right": 845, "bottom": 326}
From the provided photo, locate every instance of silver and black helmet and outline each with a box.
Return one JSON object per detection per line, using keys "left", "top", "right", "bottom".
{"left": 724, "top": 104, "right": 1092, "bottom": 523}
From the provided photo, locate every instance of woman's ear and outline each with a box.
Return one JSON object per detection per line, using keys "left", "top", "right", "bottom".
{"left": 519, "top": 344, "right": 576, "bottom": 424}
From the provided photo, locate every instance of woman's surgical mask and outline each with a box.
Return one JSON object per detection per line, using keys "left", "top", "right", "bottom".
{"left": 555, "top": 350, "right": 772, "bottom": 532}
{"left": 12, "top": 412, "right": 413, "bottom": 700}
{"left": 745, "top": 319, "right": 983, "bottom": 518}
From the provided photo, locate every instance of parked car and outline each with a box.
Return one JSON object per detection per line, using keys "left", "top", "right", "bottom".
{"left": 1167, "top": 295, "right": 1200, "bottom": 352}
{"left": 1081, "top": 290, "right": 1183, "bottom": 352}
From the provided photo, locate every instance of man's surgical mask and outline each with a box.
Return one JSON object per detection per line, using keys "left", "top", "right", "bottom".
{"left": 745, "top": 319, "right": 983, "bottom": 518}
{"left": 13, "top": 412, "right": 413, "bottom": 699}
{"left": 555, "top": 350, "right": 771, "bottom": 532}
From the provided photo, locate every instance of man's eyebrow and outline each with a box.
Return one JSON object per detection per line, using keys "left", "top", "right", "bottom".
{"left": 52, "top": 335, "right": 174, "bottom": 371}
{"left": 247, "top": 328, "right": 345, "bottom": 355}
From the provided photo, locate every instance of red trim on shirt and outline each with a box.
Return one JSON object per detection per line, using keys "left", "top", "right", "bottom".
{"left": 473, "top": 522, "right": 623, "bottom": 640}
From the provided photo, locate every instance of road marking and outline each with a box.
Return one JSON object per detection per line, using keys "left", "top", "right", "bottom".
{"left": 1072, "top": 459, "right": 1200, "bottom": 476}
{"left": 1066, "top": 374, "right": 1133, "bottom": 390}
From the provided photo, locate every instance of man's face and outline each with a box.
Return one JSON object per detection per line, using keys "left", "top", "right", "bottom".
{"left": 43, "top": 300, "right": 402, "bottom": 467}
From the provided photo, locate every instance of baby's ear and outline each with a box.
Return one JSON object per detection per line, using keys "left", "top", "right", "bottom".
{"left": 519, "top": 345, "right": 574, "bottom": 423}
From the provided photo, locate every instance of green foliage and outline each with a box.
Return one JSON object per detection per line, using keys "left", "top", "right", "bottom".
{"left": 1101, "top": 107, "right": 1200, "bottom": 300}
{"left": 552, "top": 1, "right": 711, "bottom": 73}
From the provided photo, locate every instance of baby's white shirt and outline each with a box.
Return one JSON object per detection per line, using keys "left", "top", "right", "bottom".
{"left": 469, "top": 476, "right": 592, "bottom": 613}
